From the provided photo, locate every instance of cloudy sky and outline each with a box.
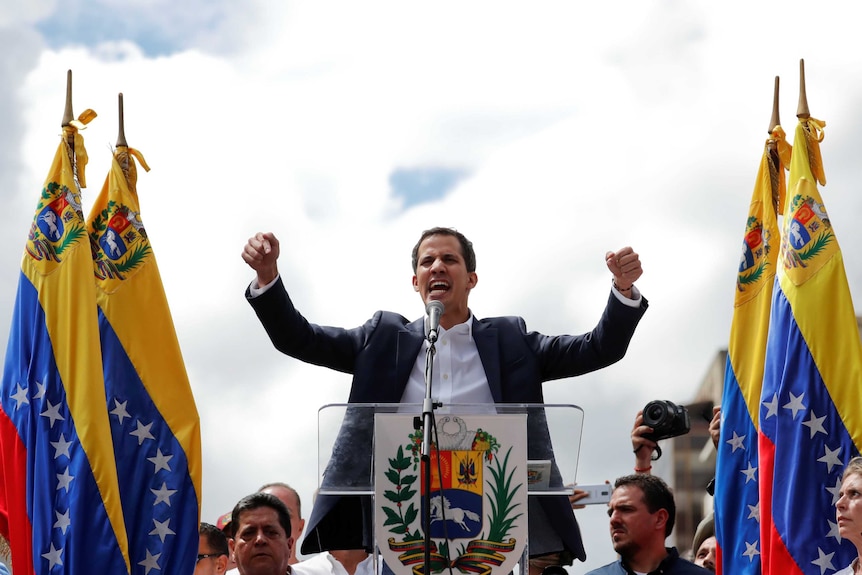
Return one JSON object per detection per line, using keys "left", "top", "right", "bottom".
{"left": 3, "top": 1, "right": 862, "bottom": 571}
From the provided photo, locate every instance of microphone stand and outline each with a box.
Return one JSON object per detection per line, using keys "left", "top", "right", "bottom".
{"left": 421, "top": 329, "right": 438, "bottom": 575}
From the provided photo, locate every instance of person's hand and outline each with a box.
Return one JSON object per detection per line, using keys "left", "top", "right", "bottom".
{"left": 605, "top": 247, "right": 643, "bottom": 298}
{"left": 632, "top": 409, "right": 656, "bottom": 472}
{"left": 568, "top": 486, "right": 589, "bottom": 510}
{"left": 709, "top": 405, "right": 721, "bottom": 449}
{"left": 242, "top": 232, "right": 281, "bottom": 287}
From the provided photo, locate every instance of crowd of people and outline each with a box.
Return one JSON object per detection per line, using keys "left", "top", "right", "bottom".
{"left": 193, "top": 398, "right": 723, "bottom": 575}
{"left": 181, "top": 452, "right": 862, "bottom": 575}
{"left": 199, "top": 474, "right": 704, "bottom": 575}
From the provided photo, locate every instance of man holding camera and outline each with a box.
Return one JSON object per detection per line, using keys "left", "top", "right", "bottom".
{"left": 631, "top": 400, "right": 693, "bottom": 473}
{"left": 631, "top": 405, "right": 721, "bottom": 573}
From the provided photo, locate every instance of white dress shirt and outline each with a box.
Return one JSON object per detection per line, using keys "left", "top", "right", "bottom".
{"left": 400, "top": 313, "right": 495, "bottom": 406}
{"left": 292, "top": 552, "right": 376, "bottom": 575}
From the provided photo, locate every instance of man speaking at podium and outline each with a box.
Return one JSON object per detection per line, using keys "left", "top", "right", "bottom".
{"left": 242, "top": 227, "right": 647, "bottom": 569}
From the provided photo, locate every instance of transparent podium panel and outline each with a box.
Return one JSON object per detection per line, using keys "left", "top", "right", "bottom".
{"left": 316, "top": 403, "right": 584, "bottom": 497}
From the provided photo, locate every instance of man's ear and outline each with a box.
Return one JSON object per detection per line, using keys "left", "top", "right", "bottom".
{"left": 413, "top": 275, "right": 419, "bottom": 292}
{"left": 654, "top": 508, "right": 669, "bottom": 532}
{"left": 216, "top": 554, "right": 229, "bottom": 573}
{"left": 467, "top": 272, "right": 478, "bottom": 290}
{"left": 228, "top": 538, "right": 235, "bottom": 557}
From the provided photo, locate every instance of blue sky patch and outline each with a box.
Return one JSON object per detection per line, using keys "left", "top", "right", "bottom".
{"left": 35, "top": 1, "right": 223, "bottom": 57}
{"left": 389, "top": 167, "right": 468, "bottom": 209}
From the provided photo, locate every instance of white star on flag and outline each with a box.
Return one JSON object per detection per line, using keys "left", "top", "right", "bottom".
{"left": 762, "top": 393, "right": 779, "bottom": 419}
{"left": 40, "top": 399, "right": 65, "bottom": 428}
{"left": 50, "top": 433, "right": 72, "bottom": 459}
{"left": 747, "top": 503, "right": 760, "bottom": 522}
{"left": 33, "top": 381, "right": 46, "bottom": 399}
{"left": 743, "top": 540, "right": 760, "bottom": 561}
{"left": 801, "top": 411, "right": 827, "bottom": 438}
{"left": 150, "top": 518, "right": 176, "bottom": 542}
{"left": 817, "top": 445, "right": 843, "bottom": 473}
{"left": 726, "top": 431, "right": 746, "bottom": 453}
{"left": 130, "top": 420, "right": 155, "bottom": 445}
{"left": 56, "top": 467, "right": 75, "bottom": 493}
{"left": 10, "top": 383, "right": 29, "bottom": 409}
{"left": 54, "top": 508, "right": 71, "bottom": 534}
{"left": 151, "top": 482, "right": 177, "bottom": 506}
{"left": 41, "top": 543, "right": 63, "bottom": 568}
{"left": 138, "top": 549, "right": 162, "bottom": 575}
{"left": 147, "top": 448, "right": 173, "bottom": 473}
{"left": 110, "top": 399, "right": 131, "bottom": 425}
{"left": 811, "top": 547, "right": 835, "bottom": 575}
{"left": 741, "top": 462, "right": 757, "bottom": 483}
{"left": 782, "top": 391, "right": 807, "bottom": 419}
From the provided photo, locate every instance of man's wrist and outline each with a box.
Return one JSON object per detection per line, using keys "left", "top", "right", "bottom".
{"left": 257, "top": 269, "right": 278, "bottom": 288}
{"left": 613, "top": 279, "right": 633, "bottom": 294}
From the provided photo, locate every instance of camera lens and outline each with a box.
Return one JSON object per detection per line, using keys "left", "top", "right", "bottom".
{"left": 644, "top": 401, "right": 668, "bottom": 425}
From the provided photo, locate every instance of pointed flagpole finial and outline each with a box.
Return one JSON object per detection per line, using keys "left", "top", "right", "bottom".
{"left": 61, "top": 70, "right": 74, "bottom": 127}
{"left": 116, "top": 92, "right": 128, "bottom": 147}
{"left": 797, "top": 59, "right": 810, "bottom": 119}
{"left": 769, "top": 76, "right": 781, "bottom": 133}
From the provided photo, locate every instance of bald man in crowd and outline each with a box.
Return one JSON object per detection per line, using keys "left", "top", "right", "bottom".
{"left": 259, "top": 482, "right": 306, "bottom": 565}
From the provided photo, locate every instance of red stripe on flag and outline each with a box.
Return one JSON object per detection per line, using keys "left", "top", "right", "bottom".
{"left": 763, "top": 518, "right": 805, "bottom": 575}
{"left": 715, "top": 543, "right": 723, "bottom": 575}
{"left": 758, "top": 430, "right": 775, "bottom": 574}
{"left": 0, "top": 407, "right": 36, "bottom": 575}
{"left": 759, "top": 430, "right": 804, "bottom": 575}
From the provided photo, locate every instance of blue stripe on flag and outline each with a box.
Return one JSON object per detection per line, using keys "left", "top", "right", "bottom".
{"left": 3, "top": 274, "right": 127, "bottom": 573}
{"left": 715, "top": 356, "right": 762, "bottom": 574}
{"left": 98, "top": 311, "right": 198, "bottom": 575}
{"left": 760, "top": 288, "right": 857, "bottom": 574}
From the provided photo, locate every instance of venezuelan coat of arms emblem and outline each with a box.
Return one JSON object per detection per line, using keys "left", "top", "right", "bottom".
{"left": 374, "top": 413, "right": 527, "bottom": 575}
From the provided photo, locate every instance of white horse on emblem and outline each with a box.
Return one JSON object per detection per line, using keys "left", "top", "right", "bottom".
{"left": 789, "top": 220, "right": 806, "bottom": 248}
{"left": 40, "top": 211, "right": 61, "bottom": 240}
{"left": 104, "top": 229, "right": 122, "bottom": 257}
{"left": 429, "top": 495, "right": 480, "bottom": 531}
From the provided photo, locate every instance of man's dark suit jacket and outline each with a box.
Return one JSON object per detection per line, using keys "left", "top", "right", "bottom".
{"left": 247, "top": 277, "right": 648, "bottom": 562}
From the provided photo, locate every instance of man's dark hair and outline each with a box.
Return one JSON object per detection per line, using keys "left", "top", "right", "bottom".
{"left": 411, "top": 227, "right": 476, "bottom": 273}
{"left": 231, "top": 492, "right": 292, "bottom": 538}
{"left": 258, "top": 481, "right": 302, "bottom": 517}
{"left": 614, "top": 474, "right": 677, "bottom": 537}
{"left": 199, "top": 522, "right": 229, "bottom": 556}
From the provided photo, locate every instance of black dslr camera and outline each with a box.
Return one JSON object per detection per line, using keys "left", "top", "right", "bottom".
{"left": 642, "top": 400, "right": 691, "bottom": 442}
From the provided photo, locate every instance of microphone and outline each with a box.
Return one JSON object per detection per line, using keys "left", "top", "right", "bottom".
{"left": 425, "top": 301, "right": 444, "bottom": 343}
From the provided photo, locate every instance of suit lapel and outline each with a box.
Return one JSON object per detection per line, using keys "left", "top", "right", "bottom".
{"left": 395, "top": 319, "right": 426, "bottom": 400}
{"left": 472, "top": 319, "right": 502, "bottom": 403}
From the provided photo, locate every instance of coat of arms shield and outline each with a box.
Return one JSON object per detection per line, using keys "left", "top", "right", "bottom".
{"left": 374, "top": 413, "right": 528, "bottom": 575}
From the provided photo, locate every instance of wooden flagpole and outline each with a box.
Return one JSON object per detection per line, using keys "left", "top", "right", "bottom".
{"left": 797, "top": 59, "right": 810, "bottom": 119}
